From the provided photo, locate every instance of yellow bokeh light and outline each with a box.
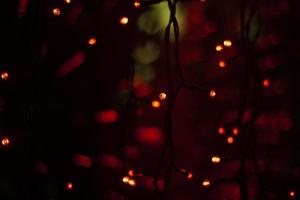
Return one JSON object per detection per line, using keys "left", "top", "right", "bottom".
{"left": 202, "top": 180, "right": 211, "bottom": 187}
{"left": 152, "top": 100, "right": 161, "bottom": 108}
{"left": 119, "top": 16, "right": 129, "bottom": 25}
{"left": 216, "top": 45, "right": 223, "bottom": 51}
{"left": 122, "top": 176, "right": 130, "bottom": 183}
{"left": 134, "top": 1, "right": 141, "bottom": 8}
{"left": 128, "top": 179, "right": 136, "bottom": 187}
{"left": 211, "top": 156, "right": 221, "bottom": 163}
{"left": 223, "top": 40, "right": 232, "bottom": 47}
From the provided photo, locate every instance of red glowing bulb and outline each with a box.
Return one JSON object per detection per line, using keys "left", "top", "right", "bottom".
{"left": 209, "top": 90, "right": 216, "bottom": 98}
{"left": 218, "top": 127, "right": 226, "bottom": 135}
{"left": 227, "top": 136, "right": 234, "bottom": 144}
{"left": 88, "top": 37, "right": 97, "bottom": 46}
{"left": 233, "top": 127, "right": 239, "bottom": 135}
{"left": 66, "top": 182, "right": 73, "bottom": 190}
{"left": 1, "top": 72, "right": 9, "bottom": 80}
{"left": 263, "top": 79, "right": 270, "bottom": 88}
{"left": 52, "top": 8, "right": 61, "bottom": 16}
{"left": 218, "top": 60, "right": 226, "bottom": 68}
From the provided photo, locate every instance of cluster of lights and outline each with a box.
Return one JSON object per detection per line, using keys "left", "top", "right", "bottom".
{"left": 217, "top": 126, "right": 240, "bottom": 144}
{"left": 122, "top": 176, "right": 136, "bottom": 187}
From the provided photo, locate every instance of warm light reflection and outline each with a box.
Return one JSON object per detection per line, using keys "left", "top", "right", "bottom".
{"left": 152, "top": 100, "right": 161, "bottom": 108}
{"left": 202, "top": 180, "right": 211, "bottom": 187}
{"left": 223, "top": 40, "right": 232, "bottom": 47}
{"left": 52, "top": 8, "right": 61, "bottom": 16}
{"left": 187, "top": 172, "right": 193, "bottom": 180}
{"left": 289, "top": 190, "right": 295, "bottom": 198}
{"left": 211, "top": 156, "right": 221, "bottom": 163}
{"left": 128, "top": 169, "right": 135, "bottom": 176}
{"left": 209, "top": 90, "right": 216, "bottom": 98}
{"left": 233, "top": 127, "right": 239, "bottom": 135}
{"left": 66, "top": 182, "right": 73, "bottom": 190}
{"left": 119, "top": 16, "right": 129, "bottom": 25}
{"left": 1, "top": 138, "right": 10, "bottom": 146}
{"left": 88, "top": 37, "right": 97, "bottom": 46}
{"left": 227, "top": 136, "right": 234, "bottom": 144}
{"left": 65, "top": 0, "right": 72, "bottom": 3}
{"left": 218, "top": 127, "right": 226, "bottom": 135}
{"left": 159, "top": 92, "right": 167, "bottom": 100}
{"left": 134, "top": 1, "right": 141, "bottom": 8}
{"left": 1, "top": 72, "right": 9, "bottom": 80}
{"left": 128, "top": 179, "right": 136, "bottom": 187}
{"left": 218, "top": 60, "right": 226, "bottom": 68}
{"left": 122, "top": 176, "right": 130, "bottom": 183}
{"left": 216, "top": 45, "right": 223, "bottom": 51}
{"left": 263, "top": 79, "right": 270, "bottom": 88}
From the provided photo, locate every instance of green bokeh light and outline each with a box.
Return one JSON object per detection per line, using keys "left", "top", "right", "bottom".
{"left": 132, "top": 40, "right": 160, "bottom": 64}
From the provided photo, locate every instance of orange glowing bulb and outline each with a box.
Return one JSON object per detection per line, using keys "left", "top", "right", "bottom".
{"left": 209, "top": 90, "right": 216, "bottom": 98}
{"left": 52, "top": 8, "right": 61, "bottom": 16}
{"left": 159, "top": 92, "right": 167, "bottom": 100}
{"left": 233, "top": 127, "right": 239, "bottom": 135}
{"left": 66, "top": 182, "right": 73, "bottom": 190}
{"left": 134, "top": 1, "right": 141, "bottom": 8}
{"left": 227, "top": 136, "right": 234, "bottom": 144}
{"left": 65, "top": 0, "right": 72, "bottom": 3}
{"left": 218, "top": 60, "right": 226, "bottom": 68}
{"left": 88, "top": 37, "right": 97, "bottom": 46}
{"left": 289, "top": 190, "right": 295, "bottom": 198}
{"left": 216, "top": 45, "right": 223, "bottom": 51}
{"left": 1, "top": 72, "right": 9, "bottom": 80}
{"left": 223, "top": 40, "right": 232, "bottom": 47}
{"left": 211, "top": 156, "right": 221, "bottom": 163}
{"left": 1, "top": 138, "right": 10, "bottom": 146}
{"left": 122, "top": 176, "right": 130, "bottom": 183}
{"left": 152, "top": 100, "right": 161, "bottom": 108}
{"left": 128, "top": 179, "right": 136, "bottom": 187}
{"left": 119, "top": 16, "right": 129, "bottom": 25}
{"left": 263, "top": 79, "right": 270, "bottom": 88}
{"left": 202, "top": 180, "right": 211, "bottom": 187}
{"left": 218, "top": 127, "right": 226, "bottom": 135}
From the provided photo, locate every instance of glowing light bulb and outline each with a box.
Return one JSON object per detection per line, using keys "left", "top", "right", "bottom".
{"left": 202, "top": 180, "right": 211, "bottom": 187}
{"left": 65, "top": 0, "right": 72, "bottom": 3}
{"left": 159, "top": 92, "right": 167, "bottom": 100}
{"left": 223, "top": 40, "right": 232, "bottom": 47}
{"left": 263, "top": 79, "right": 270, "bottom": 88}
{"left": 1, "top": 72, "right": 9, "bottom": 80}
{"left": 218, "top": 60, "right": 226, "bottom": 68}
{"left": 1, "top": 138, "right": 10, "bottom": 146}
{"left": 88, "top": 37, "right": 97, "bottom": 46}
{"left": 152, "top": 100, "right": 161, "bottom": 108}
{"left": 187, "top": 172, "right": 193, "bottom": 180}
{"left": 128, "top": 169, "right": 135, "bottom": 176}
{"left": 52, "top": 8, "right": 61, "bottom": 16}
{"left": 133, "top": 1, "right": 141, "bottom": 8}
{"left": 289, "top": 190, "right": 295, "bottom": 198}
{"left": 233, "top": 127, "right": 239, "bottom": 135}
{"left": 218, "top": 127, "right": 226, "bottom": 135}
{"left": 209, "top": 90, "right": 216, "bottom": 98}
{"left": 122, "top": 176, "right": 130, "bottom": 183}
{"left": 211, "top": 156, "right": 221, "bottom": 163}
{"left": 66, "top": 182, "right": 73, "bottom": 190}
{"left": 227, "top": 136, "right": 234, "bottom": 144}
{"left": 119, "top": 16, "right": 129, "bottom": 25}
{"left": 128, "top": 179, "right": 136, "bottom": 187}
{"left": 216, "top": 45, "right": 223, "bottom": 51}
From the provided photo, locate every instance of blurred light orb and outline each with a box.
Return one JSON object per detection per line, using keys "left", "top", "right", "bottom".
{"left": 66, "top": 182, "right": 73, "bottom": 190}
{"left": 1, "top": 138, "right": 10, "bottom": 146}
{"left": 128, "top": 179, "right": 136, "bottom": 187}
{"left": 209, "top": 90, "right": 216, "bottom": 98}
{"left": 223, "top": 40, "right": 232, "bottom": 47}
{"left": 152, "top": 100, "right": 161, "bottom": 108}
{"left": 227, "top": 136, "right": 234, "bottom": 144}
{"left": 202, "top": 180, "right": 211, "bottom": 187}
{"left": 52, "top": 8, "right": 61, "bottom": 16}
{"left": 289, "top": 190, "right": 295, "bottom": 198}
{"left": 211, "top": 156, "right": 221, "bottom": 163}
{"left": 128, "top": 169, "right": 135, "bottom": 176}
{"left": 122, "top": 176, "right": 130, "bottom": 183}
{"left": 65, "top": 0, "right": 72, "bottom": 3}
{"left": 134, "top": 1, "right": 141, "bottom": 8}
{"left": 216, "top": 45, "right": 223, "bottom": 51}
{"left": 88, "top": 37, "right": 97, "bottom": 46}
{"left": 119, "top": 16, "right": 129, "bottom": 25}
{"left": 218, "top": 127, "right": 226, "bottom": 135}
{"left": 159, "top": 92, "right": 167, "bottom": 100}
{"left": 187, "top": 172, "right": 193, "bottom": 180}
{"left": 263, "top": 78, "right": 270, "bottom": 88}
{"left": 1, "top": 72, "right": 9, "bottom": 80}
{"left": 218, "top": 60, "right": 226, "bottom": 68}
{"left": 233, "top": 127, "right": 239, "bottom": 135}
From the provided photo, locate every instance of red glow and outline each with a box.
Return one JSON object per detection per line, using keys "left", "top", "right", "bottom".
{"left": 73, "top": 154, "right": 92, "bottom": 168}
{"left": 159, "top": 92, "right": 167, "bottom": 100}
{"left": 289, "top": 190, "right": 295, "bottom": 198}
{"left": 187, "top": 172, "right": 193, "bottom": 180}
{"left": 209, "top": 90, "right": 216, "bottom": 98}
{"left": 128, "top": 169, "right": 135, "bottom": 176}
{"left": 1, "top": 138, "right": 10, "bottom": 146}
{"left": 18, "top": 0, "right": 29, "bottom": 17}
{"left": 96, "top": 110, "right": 119, "bottom": 124}
{"left": 123, "top": 146, "right": 141, "bottom": 159}
{"left": 1, "top": 72, "right": 9, "bottom": 80}
{"left": 218, "top": 60, "right": 226, "bottom": 68}
{"left": 135, "top": 127, "right": 163, "bottom": 144}
{"left": 66, "top": 182, "right": 73, "bottom": 190}
{"left": 233, "top": 127, "right": 239, "bottom": 135}
{"left": 58, "top": 51, "right": 86, "bottom": 77}
{"left": 88, "top": 37, "right": 97, "bottom": 46}
{"left": 263, "top": 79, "right": 270, "bottom": 87}
{"left": 100, "top": 154, "right": 120, "bottom": 168}
{"left": 227, "top": 136, "right": 234, "bottom": 144}
{"left": 218, "top": 127, "right": 226, "bottom": 135}
{"left": 135, "top": 84, "right": 152, "bottom": 98}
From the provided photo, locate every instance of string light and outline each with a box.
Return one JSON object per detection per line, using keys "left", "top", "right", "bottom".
{"left": 202, "top": 180, "right": 211, "bottom": 187}
{"left": 262, "top": 78, "right": 270, "bottom": 88}
{"left": 289, "top": 190, "right": 295, "bottom": 198}
{"left": 1, "top": 138, "right": 10, "bottom": 146}
{"left": 128, "top": 179, "right": 136, "bottom": 187}
{"left": 152, "top": 100, "right": 161, "bottom": 108}
{"left": 1, "top": 72, "right": 9, "bottom": 80}
{"left": 223, "top": 40, "right": 232, "bottom": 47}
{"left": 133, "top": 1, "right": 141, "bottom": 8}
{"left": 227, "top": 136, "right": 234, "bottom": 144}
{"left": 233, "top": 127, "right": 239, "bottom": 136}
{"left": 159, "top": 92, "right": 167, "bottom": 100}
{"left": 119, "top": 16, "right": 129, "bottom": 25}
{"left": 218, "top": 60, "right": 226, "bottom": 68}
{"left": 216, "top": 45, "right": 223, "bottom": 52}
{"left": 88, "top": 37, "right": 97, "bottom": 46}
{"left": 64, "top": 0, "right": 72, "bottom": 3}
{"left": 52, "top": 8, "right": 61, "bottom": 16}
{"left": 209, "top": 90, "right": 216, "bottom": 98}
{"left": 66, "top": 182, "right": 73, "bottom": 190}
{"left": 122, "top": 176, "right": 130, "bottom": 183}
{"left": 211, "top": 156, "right": 221, "bottom": 164}
{"left": 218, "top": 127, "right": 226, "bottom": 135}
